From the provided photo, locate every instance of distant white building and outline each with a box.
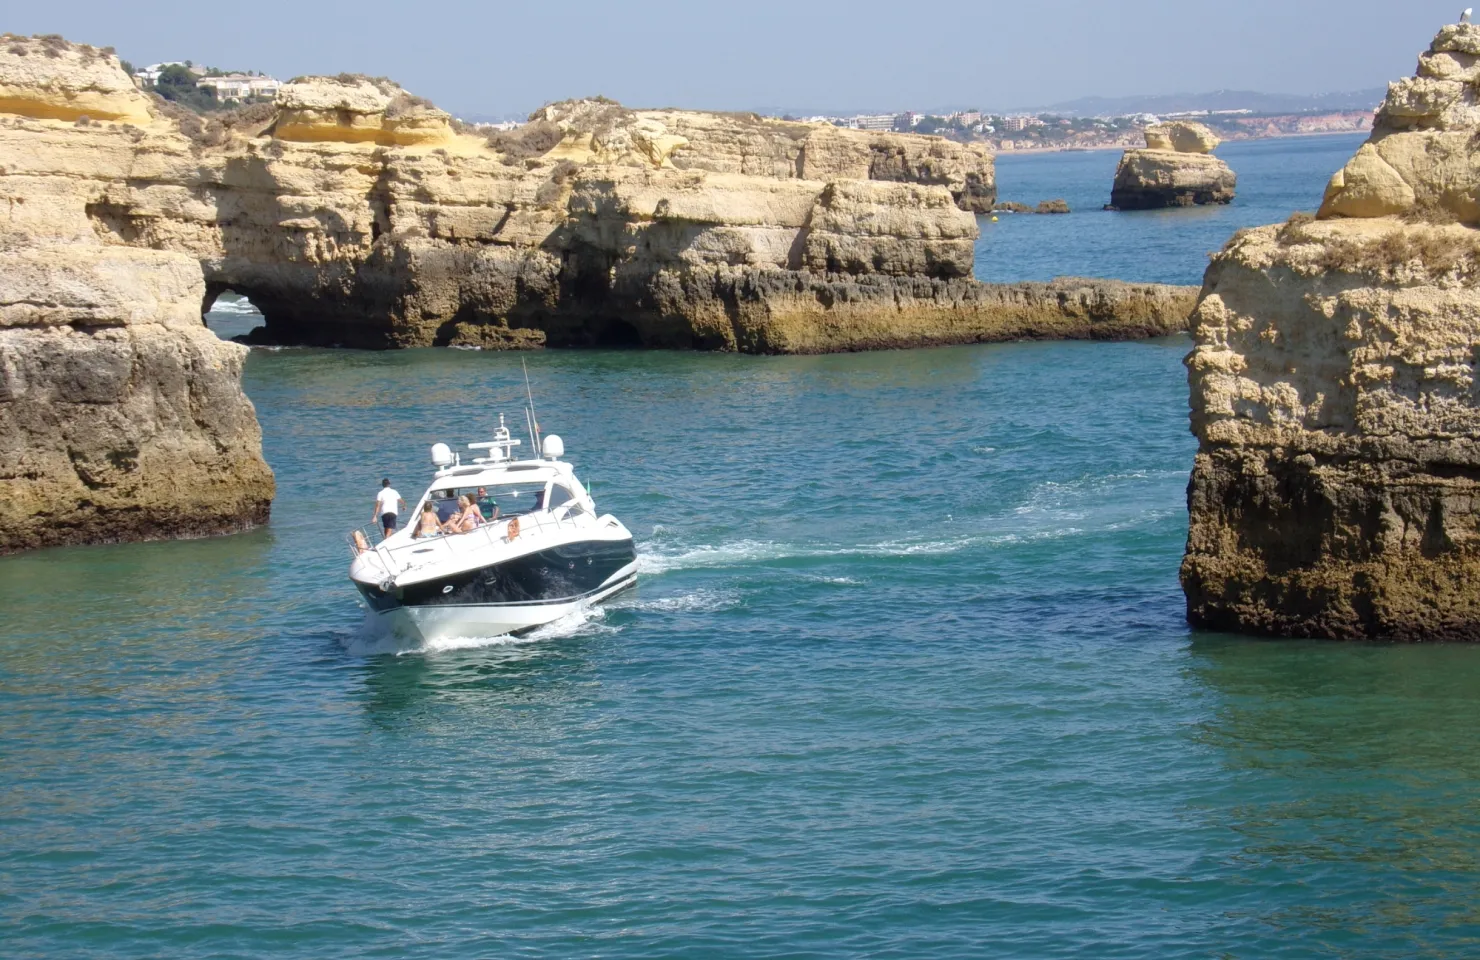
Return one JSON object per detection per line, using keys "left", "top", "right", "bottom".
{"left": 133, "top": 62, "right": 199, "bottom": 88}
{"left": 849, "top": 113, "right": 898, "bottom": 131}
{"left": 197, "top": 74, "right": 281, "bottom": 101}
{"left": 1001, "top": 115, "right": 1038, "bottom": 132}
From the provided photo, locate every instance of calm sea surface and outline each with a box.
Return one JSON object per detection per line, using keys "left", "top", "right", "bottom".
{"left": 6, "top": 133, "right": 1480, "bottom": 959}
{"left": 977, "top": 133, "right": 1368, "bottom": 285}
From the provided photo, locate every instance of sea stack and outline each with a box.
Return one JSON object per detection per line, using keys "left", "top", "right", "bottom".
{"left": 1182, "top": 22, "right": 1480, "bottom": 639}
{"left": 1109, "top": 122, "right": 1236, "bottom": 210}
{"left": 0, "top": 34, "right": 1197, "bottom": 554}
{"left": 0, "top": 36, "right": 274, "bottom": 555}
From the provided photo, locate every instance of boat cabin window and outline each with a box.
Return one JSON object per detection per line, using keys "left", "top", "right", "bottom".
{"left": 547, "top": 484, "right": 575, "bottom": 509}
{"left": 415, "top": 481, "right": 562, "bottom": 526}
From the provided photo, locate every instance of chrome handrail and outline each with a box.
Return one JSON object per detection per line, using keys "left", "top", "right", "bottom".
{"left": 362, "top": 508, "right": 590, "bottom": 579}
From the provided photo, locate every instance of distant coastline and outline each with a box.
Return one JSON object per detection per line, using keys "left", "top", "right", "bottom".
{"left": 994, "top": 125, "right": 1370, "bottom": 155}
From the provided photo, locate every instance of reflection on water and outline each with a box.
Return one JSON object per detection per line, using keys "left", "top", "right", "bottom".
{"left": 353, "top": 635, "right": 599, "bottom": 728}
{"left": 1187, "top": 637, "right": 1480, "bottom": 953}
{"left": 7, "top": 331, "right": 1480, "bottom": 956}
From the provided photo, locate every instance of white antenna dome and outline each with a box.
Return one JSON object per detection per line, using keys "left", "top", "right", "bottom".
{"left": 430, "top": 442, "right": 454, "bottom": 468}
{"left": 542, "top": 434, "right": 565, "bottom": 459}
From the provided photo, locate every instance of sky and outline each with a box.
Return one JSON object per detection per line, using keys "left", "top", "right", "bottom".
{"left": 5, "top": 1, "right": 1461, "bottom": 118}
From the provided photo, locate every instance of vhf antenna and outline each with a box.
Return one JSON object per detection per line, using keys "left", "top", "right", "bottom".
{"left": 522, "top": 358, "right": 542, "bottom": 458}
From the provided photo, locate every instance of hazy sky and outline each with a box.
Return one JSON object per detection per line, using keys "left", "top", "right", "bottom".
{"left": 7, "top": 1, "right": 1460, "bottom": 117}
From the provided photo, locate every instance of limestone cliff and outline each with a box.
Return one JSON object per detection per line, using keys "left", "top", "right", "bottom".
{"left": 0, "top": 38, "right": 1193, "bottom": 553}
{"left": 0, "top": 35, "right": 272, "bottom": 554}
{"left": 1183, "top": 24, "right": 1480, "bottom": 639}
{"left": 1109, "top": 122, "right": 1236, "bottom": 210}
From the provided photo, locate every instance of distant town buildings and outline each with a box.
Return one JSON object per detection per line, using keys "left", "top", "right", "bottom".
{"left": 763, "top": 99, "right": 1371, "bottom": 153}
{"left": 131, "top": 61, "right": 281, "bottom": 102}
{"left": 132, "top": 62, "right": 200, "bottom": 88}
{"left": 999, "top": 115, "right": 1045, "bottom": 132}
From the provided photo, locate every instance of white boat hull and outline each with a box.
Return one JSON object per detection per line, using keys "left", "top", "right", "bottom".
{"left": 368, "top": 569, "right": 636, "bottom": 644}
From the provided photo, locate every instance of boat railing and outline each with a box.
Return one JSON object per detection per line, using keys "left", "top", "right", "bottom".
{"left": 356, "top": 504, "right": 594, "bottom": 580}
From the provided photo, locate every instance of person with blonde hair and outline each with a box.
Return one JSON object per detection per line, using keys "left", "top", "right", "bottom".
{"left": 443, "top": 494, "right": 485, "bottom": 534}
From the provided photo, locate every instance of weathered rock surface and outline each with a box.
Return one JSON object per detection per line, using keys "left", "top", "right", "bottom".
{"left": 1183, "top": 24, "right": 1480, "bottom": 639}
{"left": 1110, "top": 122, "right": 1236, "bottom": 210}
{"left": 0, "top": 36, "right": 272, "bottom": 554}
{"left": 1143, "top": 121, "right": 1220, "bottom": 154}
{"left": 1320, "top": 24, "right": 1480, "bottom": 221}
{"left": 0, "top": 37, "right": 1192, "bottom": 552}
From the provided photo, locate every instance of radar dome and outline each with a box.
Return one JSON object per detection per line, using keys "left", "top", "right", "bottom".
{"left": 430, "top": 442, "right": 454, "bottom": 467}
{"left": 542, "top": 435, "right": 565, "bottom": 459}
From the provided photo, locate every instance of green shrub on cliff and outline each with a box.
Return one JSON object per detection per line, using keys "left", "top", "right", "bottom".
{"left": 154, "top": 63, "right": 217, "bottom": 112}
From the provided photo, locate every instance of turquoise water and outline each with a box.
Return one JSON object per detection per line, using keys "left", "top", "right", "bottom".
{"left": 976, "top": 133, "right": 1367, "bottom": 286}
{"left": 6, "top": 135, "right": 1480, "bottom": 958}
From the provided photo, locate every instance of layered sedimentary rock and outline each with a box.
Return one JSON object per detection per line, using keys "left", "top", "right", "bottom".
{"left": 0, "top": 35, "right": 1193, "bottom": 552}
{"left": 1110, "top": 122, "right": 1236, "bottom": 210}
{"left": 0, "top": 36, "right": 273, "bottom": 554}
{"left": 1183, "top": 24, "right": 1480, "bottom": 639}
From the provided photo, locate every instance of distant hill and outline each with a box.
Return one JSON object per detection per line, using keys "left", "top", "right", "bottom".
{"left": 1019, "top": 89, "right": 1387, "bottom": 117}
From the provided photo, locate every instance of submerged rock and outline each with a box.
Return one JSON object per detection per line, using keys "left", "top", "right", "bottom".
{"left": 1109, "top": 122, "right": 1236, "bottom": 210}
{"left": 1183, "top": 23, "right": 1480, "bottom": 639}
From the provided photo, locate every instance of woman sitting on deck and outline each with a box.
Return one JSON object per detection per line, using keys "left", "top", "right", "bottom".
{"left": 442, "top": 495, "right": 485, "bottom": 535}
{"left": 412, "top": 502, "right": 442, "bottom": 539}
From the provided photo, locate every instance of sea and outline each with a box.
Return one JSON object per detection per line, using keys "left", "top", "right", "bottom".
{"left": 7, "top": 132, "right": 1480, "bottom": 959}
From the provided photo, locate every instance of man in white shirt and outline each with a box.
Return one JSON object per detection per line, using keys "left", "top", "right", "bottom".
{"left": 372, "top": 478, "right": 405, "bottom": 537}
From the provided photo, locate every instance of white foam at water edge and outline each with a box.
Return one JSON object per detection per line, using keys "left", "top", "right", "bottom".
{"left": 634, "top": 536, "right": 984, "bottom": 575}
{"left": 341, "top": 604, "right": 615, "bottom": 657}
{"left": 207, "top": 299, "right": 263, "bottom": 316}
{"left": 619, "top": 587, "right": 741, "bottom": 614}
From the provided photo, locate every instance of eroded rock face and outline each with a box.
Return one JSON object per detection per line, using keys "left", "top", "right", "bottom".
{"left": 0, "top": 52, "right": 1178, "bottom": 359}
{"left": 0, "top": 41, "right": 1191, "bottom": 552}
{"left": 1320, "top": 24, "right": 1480, "bottom": 221}
{"left": 0, "top": 39, "right": 273, "bottom": 554}
{"left": 0, "top": 243, "right": 274, "bottom": 555}
{"left": 1183, "top": 24, "right": 1480, "bottom": 639}
{"left": 1110, "top": 122, "right": 1236, "bottom": 210}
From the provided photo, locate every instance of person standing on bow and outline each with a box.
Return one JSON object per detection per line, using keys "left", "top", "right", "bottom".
{"left": 372, "top": 478, "right": 405, "bottom": 538}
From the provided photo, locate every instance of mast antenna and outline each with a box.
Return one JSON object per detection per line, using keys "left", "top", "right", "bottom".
{"left": 522, "top": 358, "right": 543, "bottom": 457}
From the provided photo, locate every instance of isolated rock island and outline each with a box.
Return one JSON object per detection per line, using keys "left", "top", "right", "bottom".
{"left": 0, "top": 36, "right": 1195, "bottom": 553}
{"left": 1182, "top": 22, "right": 1480, "bottom": 639}
{"left": 1108, "top": 122, "right": 1237, "bottom": 210}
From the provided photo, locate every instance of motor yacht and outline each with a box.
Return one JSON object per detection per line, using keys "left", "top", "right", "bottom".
{"left": 348, "top": 415, "right": 636, "bottom": 643}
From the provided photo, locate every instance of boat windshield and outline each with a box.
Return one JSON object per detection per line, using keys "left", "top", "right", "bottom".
{"left": 422, "top": 482, "right": 551, "bottom": 521}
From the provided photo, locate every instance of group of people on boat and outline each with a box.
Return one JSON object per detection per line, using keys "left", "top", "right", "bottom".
{"left": 370, "top": 478, "right": 559, "bottom": 543}
{"left": 412, "top": 489, "right": 502, "bottom": 539}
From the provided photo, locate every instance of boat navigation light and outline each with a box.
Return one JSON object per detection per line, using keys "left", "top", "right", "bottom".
{"left": 542, "top": 434, "right": 564, "bottom": 460}
{"left": 431, "top": 442, "right": 454, "bottom": 468}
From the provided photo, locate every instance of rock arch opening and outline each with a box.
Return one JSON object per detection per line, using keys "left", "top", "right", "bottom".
{"left": 202, "top": 287, "right": 266, "bottom": 342}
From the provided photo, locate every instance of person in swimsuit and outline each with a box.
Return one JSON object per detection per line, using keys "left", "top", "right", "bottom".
{"left": 442, "top": 495, "right": 484, "bottom": 535}
{"left": 413, "top": 502, "right": 441, "bottom": 538}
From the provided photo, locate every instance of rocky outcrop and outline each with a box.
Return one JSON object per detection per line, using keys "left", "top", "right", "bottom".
{"left": 1183, "top": 24, "right": 1480, "bottom": 640}
{"left": 1319, "top": 24, "right": 1480, "bottom": 221}
{"left": 0, "top": 36, "right": 272, "bottom": 554}
{"left": 0, "top": 37, "right": 1192, "bottom": 552}
{"left": 1109, "top": 122, "right": 1236, "bottom": 210}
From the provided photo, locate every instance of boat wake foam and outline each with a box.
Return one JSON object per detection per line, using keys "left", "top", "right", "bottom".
{"left": 342, "top": 603, "right": 616, "bottom": 658}
{"left": 616, "top": 587, "right": 741, "bottom": 614}
{"left": 633, "top": 468, "right": 1184, "bottom": 577}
